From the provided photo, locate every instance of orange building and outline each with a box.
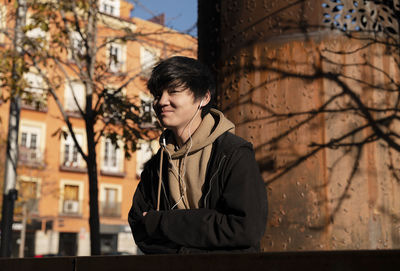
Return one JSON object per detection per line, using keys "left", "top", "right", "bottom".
{"left": 0, "top": 0, "right": 196, "bottom": 257}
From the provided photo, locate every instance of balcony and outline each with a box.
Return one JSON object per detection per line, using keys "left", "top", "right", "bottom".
{"left": 61, "top": 200, "right": 81, "bottom": 216}
{"left": 60, "top": 160, "right": 87, "bottom": 173}
{"left": 99, "top": 201, "right": 121, "bottom": 218}
{"left": 18, "top": 147, "right": 45, "bottom": 168}
{"left": 21, "top": 93, "right": 48, "bottom": 112}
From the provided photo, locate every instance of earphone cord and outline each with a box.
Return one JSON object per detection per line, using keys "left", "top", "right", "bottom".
{"left": 168, "top": 103, "right": 203, "bottom": 210}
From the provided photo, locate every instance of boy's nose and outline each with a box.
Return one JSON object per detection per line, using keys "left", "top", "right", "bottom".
{"left": 157, "top": 91, "right": 169, "bottom": 106}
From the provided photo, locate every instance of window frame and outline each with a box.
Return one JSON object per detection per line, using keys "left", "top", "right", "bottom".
{"left": 99, "top": 183, "right": 122, "bottom": 217}
{"left": 15, "top": 176, "right": 41, "bottom": 215}
{"left": 18, "top": 120, "right": 46, "bottom": 166}
{"left": 140, "top": 46, "right": 160, "bottom": 78}
{"left": 99, "top": 0, "right": 120, "bottom": 17}
{"left": 136, "top": 139, "right": 157, "bottom": 177}
{"left": 22, "top": 71, "right": 47, "bottom": 110}
{"left": 64, "top": 79, "right": 86, "bottom": 114}
{"left": 108, "top": 42, "right": 126, "bottom": 73}
{"left": 68, "top": 31, "right": 86, "bottom": 61}
{"left": 25, "top": 13, "right": 49, "bottom": 48}
{"left": 139, "top": 91, "right": 158, "bottom": 128}
{"left": 60, "top": 129, "right": 86, "bottom": 169}
{"left": 17, "top": 176, "right": 41, "bottom": 200}
{"left": 101, "top": 137, "right": 124, "bottom": 174}
{"left": 0, "top": 5, "right": 6, "bottom": 43}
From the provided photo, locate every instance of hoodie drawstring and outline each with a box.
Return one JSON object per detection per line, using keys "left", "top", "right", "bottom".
{"left": 156, "top": 148, "right": 164, "bottom": 211}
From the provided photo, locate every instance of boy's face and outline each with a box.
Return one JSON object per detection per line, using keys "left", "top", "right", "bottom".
{"left": 153, "top": 85, "right": 203, "bottom": 132}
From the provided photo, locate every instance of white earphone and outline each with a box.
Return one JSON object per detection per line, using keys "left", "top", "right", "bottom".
{"left": 199, "top": 99, "right": 204, "bottom": 109}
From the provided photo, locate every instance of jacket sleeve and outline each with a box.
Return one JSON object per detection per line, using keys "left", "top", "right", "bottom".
{"left": 128, "top": 162, "right": 180, "bottom": 254}
{"left": 141, "top": 146, "right": 268, "bottom": 250}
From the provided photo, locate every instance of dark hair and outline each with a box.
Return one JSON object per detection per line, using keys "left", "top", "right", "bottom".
{"left": 147, "top": 56, "right": 215, "bottom": 113}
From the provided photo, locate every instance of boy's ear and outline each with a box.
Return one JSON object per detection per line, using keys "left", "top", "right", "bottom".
{"left": 202, "top": 91, "right": 211, "bottom": 107}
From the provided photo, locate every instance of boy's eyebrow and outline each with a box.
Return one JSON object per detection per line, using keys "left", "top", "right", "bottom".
{"left": 167, "top": 88, "right": 185, "bottom": 92}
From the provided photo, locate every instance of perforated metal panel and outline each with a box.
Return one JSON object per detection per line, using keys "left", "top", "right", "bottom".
{"left": 199, "top": 0, "right": 400, "bottom": 251}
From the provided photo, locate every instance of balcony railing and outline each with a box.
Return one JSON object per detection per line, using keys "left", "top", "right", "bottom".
{"left": 99, "top": 201, "right": 121, "bottom": 217}
{"left": 21, "top": 93, "right": 48, "bottom": 112}
{"left": 18, "top": 147, "right": 44, "bottom": 168}
{"left": 60, "top": 160, "right": 87, "bottom": 173}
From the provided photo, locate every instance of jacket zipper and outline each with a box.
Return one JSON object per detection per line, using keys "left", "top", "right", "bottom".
{"left": 203, "top": 155, "right": 226, "bottom": 208}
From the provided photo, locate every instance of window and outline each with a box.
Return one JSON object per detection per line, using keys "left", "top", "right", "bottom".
{"left": 22, "top": 72, "right": 47, "bottom": 109}
{"left": 26, "top": 26, "right": 46, "bottom": 40}
{"left": 69, "top": 31, "right": 85, "bottom": 60}
{"left": 25, "top": 15, "right": 47, "bottom": 47}
{"left": 16, "top": 177, "right": 40, "bottom": 214}
{"left": 24, "top": 72, "right": 44, "bottom": 93}
{"left": 108, "top": 42, "right": 125, "bottom": 73}
{"left": 139, "top": 92, "right": 157, "bottom": 128}
{"left": 136, "top": 140, "right": 155, "bottom": 177}
{"left": 99, "top": 0, "right": 120, "bottom": 17}
{"left": 0, "top": 6, "right": 6, "bottom": 43}
{"left": 19, "top": 180, "right": 38, "bottom": 200}
{"left": 64, "top": 80, "right": 85, "bottom": 113}
{"left": 19, "top": 121, "right": 45, "bottom": 166}
{"left": 102, "top": 87, "right": 125, "bottom": 122}
{"left": 60, "top": 180, "right": 83, "bottom": 215}
{"left": 62, "top": 132, "right": 84, "bottom": 168}
{"left": 141, "top": 100, "right": 152, "bottom": 123}
{"left": 100, "top": 184, "right": 121, "bottom": 217}
{"left": 102, "top": 137, "right": 123, "bottom": 173}
{"left": 140, "top": 46, "right": 159, "bottom": 78}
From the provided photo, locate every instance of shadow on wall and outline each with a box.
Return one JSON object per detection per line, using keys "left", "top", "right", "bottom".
{"left": 207, "top": 0, "right": 400, "bottom": 251}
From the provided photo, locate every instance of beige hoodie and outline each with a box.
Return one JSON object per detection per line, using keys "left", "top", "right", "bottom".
{"left": 161, "top": 109, "right": 235, "bottom": 209}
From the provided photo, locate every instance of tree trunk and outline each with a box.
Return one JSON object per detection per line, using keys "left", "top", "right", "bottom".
{"left": 87, "top": 130, "right": 100, "bottom": 255}
{"left": 86, "top": 0, "right": 100, "bottom": 255}
{"left": 0, "top": 0, "right": 27, "bottom": 258}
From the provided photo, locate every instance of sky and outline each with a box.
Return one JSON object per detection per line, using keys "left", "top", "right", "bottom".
{"left": 128, "top": 0, "right": 198, "bottom": 37}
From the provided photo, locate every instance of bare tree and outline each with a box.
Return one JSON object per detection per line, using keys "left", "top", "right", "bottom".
{"left": 0, "top": 0, "right": 26, "bottom": 257}
{"left": 0, "top": 0, "right": 163, "bottom": 255}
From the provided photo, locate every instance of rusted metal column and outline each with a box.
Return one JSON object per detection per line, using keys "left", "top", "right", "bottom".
{"left": 198, "top": 0, "right": 400, "bottom": 251}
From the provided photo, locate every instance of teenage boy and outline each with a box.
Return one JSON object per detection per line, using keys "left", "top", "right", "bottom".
{"left": 129, "top": 56, "right": 268, "bottom": 254}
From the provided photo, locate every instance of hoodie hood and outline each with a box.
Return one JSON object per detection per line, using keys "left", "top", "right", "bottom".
{"left": 160, "top": 108, "right": 235, "bottom": 158}
{"left": 157, "top": 108, "right": 235, "bottom": 209}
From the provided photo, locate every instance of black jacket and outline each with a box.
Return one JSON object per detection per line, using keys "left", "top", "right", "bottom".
{"left": 128, "top": 132, "right": 268, "bottom": 254}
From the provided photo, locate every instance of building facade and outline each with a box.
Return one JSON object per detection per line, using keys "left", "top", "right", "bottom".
{"left": 0, "top": 0, "right": 196, "bottom": 257}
